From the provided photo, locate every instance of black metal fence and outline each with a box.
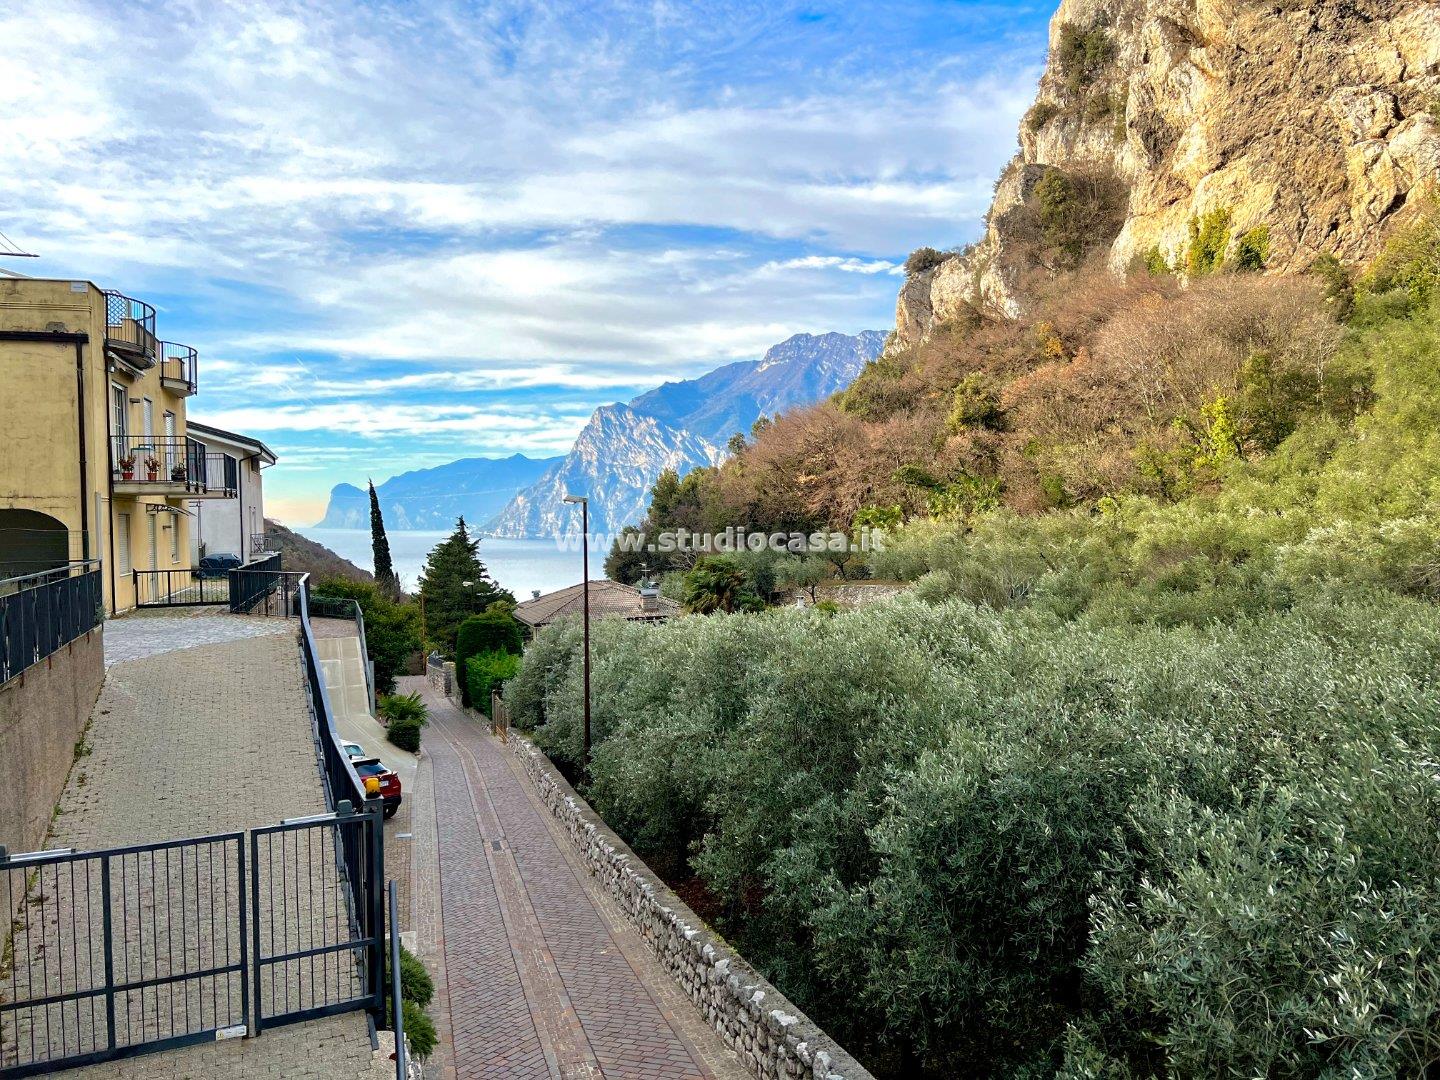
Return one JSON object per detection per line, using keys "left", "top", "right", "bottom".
{"left": 133, "top": 569, "right": 232, "bottom": 608}
{"left": 0, "top": 832, "right": 249, "bottom": 1076}
{"left": 227, "top": 554, "right": 285, "bottom": 614}
{"left": 158, "top": 341, "right": 198, "bottom": 394}
{"left": 0, "top": 559, "right": 392, "bottom": 1075}
{"left": 0, "top": 562, "right": 103, "bottom": 684}
{"left": 250, "top": 805, "right": 383, "bottom": 1033}
{"left": 109, "top": 436, "right": 232, "bottom": 497}
{"left": 103, "top": 290, "right": 156, "bottom": 360}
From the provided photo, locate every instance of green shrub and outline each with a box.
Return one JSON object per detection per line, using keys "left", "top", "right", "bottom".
{"left": 945, "top": 373, "right": 1003, "bottom": 432}
{"left": 1231, "top": 225, "right": 1271, "bottom": 271}
{"left": 904, "top": 247, "right": 953, "bottom": 276}
{"left": 385, "top": 945, "right": 434, "bottom": 1008}
{"left": 398, "top": 999, "right": 436, "bottom": 1058}
{"left": 1358, "top": 202, "right": 1440, "bottom": 308}
{"left": 1309, "top": 252, "right": 1355, "bottom": 320}
{"left": 1186, "top": 206, "right": 1232, "bottom": 276}
{"left": 1140, "top": 245, "right": 1171, "bottom": 276}
{"left": 1026, "top": 100, "right": 1062, "bottom": 132}
{"left": 466, "top": 650, "right": 521, "bottom": 716}
{"left": 377, "top": 692, "right": 426, "bottom": 726}
{"left": 514, "top": 590, "right": 1440, "bottom": 1076}
{"left": 386, "top": 717, "right": 421, "bottom": 752}
{"left": 1056, "top": 22, "right": 1115, "bottom": 95}
{"left": 455, "top": 609, "right": 523, "bottom": 705}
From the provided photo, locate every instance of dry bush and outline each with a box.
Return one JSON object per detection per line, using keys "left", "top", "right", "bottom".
{"left": 1094, "top": 275, "right": 1342, "bottom": 421}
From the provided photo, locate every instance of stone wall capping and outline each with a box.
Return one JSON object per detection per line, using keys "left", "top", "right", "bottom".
{"left": 502, "top": 730, "right": 875, "bottom": 1080}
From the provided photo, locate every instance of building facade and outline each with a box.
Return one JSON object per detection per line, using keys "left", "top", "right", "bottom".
{"left": 0, "top": 276, "right": 257, "bottom": 613}
{"left": 185, "top": 422, "right": 276, "bottom": 564}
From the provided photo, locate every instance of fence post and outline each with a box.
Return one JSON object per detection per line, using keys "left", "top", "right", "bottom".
{"left": 389, "top": 879, "right": 406, "bottom": 1079}
{"left": 368, "top": 799, "right": 386, "bottom": 1015}
{"left": 101, "top": 853, "right": 117, "bottom": 1053}
{"left": 250, "top": 829, "right": 264, "bottom": 1035}
{"left": 237, "top": 835, "right": 251, "bottom": 1037}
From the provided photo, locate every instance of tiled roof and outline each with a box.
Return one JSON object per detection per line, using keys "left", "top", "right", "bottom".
{"left": 514, "top": 579, "right": 681, "bottom": 628}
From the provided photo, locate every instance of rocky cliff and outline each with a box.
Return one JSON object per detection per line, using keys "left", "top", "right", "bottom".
{"left": 489, "top": 331, "right": 885, "bottom": 537}
{"left": 896, "top": 0, "right": 1440, "bottom": 344}
{"left": 488, "top": 405, "right": 725, "bottom": 538}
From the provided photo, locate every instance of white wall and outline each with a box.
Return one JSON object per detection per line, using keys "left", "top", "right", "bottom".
{"left": 189, "top": 442, "right": 267, "bottom": 563}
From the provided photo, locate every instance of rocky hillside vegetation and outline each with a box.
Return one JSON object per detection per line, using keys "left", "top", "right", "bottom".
{"left": 641, "top": 2, "right": 1440, "bottom": 536}
{"left": 516, "top": 3, "right": 1440, "bottom": 1077}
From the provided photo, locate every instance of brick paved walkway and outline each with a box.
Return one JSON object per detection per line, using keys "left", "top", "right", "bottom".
{"left": 403, "top": 677, "right": 748, "bottom": 1080}
{"left": 102, "top": 608, "right": 292, "bottom": 667}
{"left": 2, "top": 614, "right": 381, "bottom": 1078}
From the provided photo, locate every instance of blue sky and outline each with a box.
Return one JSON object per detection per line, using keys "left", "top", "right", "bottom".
{"left": 2, "top": 1, "right": 1052, "bottom": 524}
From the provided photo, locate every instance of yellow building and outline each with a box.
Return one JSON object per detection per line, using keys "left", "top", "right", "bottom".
{"left": 0, "top": 275, "right": 236, "bottom": 613}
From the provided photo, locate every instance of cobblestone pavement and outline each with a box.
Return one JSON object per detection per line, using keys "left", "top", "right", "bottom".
{"left": 403, "top": 677, "right": 748, "bottom": 1080}
{"left": 102, "top": 608, "right": 292, "bottom": 667}
{"left": 2, "top": 616, "right": 377, "bottom": 1078}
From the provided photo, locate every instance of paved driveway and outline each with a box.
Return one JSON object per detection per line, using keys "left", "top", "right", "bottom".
{"left": 402, "top": 677, "right": 748, "bottom": 1080}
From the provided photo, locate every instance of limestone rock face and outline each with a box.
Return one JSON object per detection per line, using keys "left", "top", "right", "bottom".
{"left": 894, "top": 0, "right": 1440, "bottom": 347}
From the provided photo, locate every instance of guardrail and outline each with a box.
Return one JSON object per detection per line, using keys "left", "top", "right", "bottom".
{"left": 158, "top": 341, "right": 197, "bottom": 394}
{"left": 110, "top": 437, "right": 233, "bottom": 496}
{"left": 102, "top": 291, "right": 156, "bottom": 361}
{"left": 0, "top": 561, "right": 103, "bottom": 683}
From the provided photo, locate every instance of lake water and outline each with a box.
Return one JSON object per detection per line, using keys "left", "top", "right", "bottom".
{"left": 297, "top": 528, "right": 584, "bottom": 600}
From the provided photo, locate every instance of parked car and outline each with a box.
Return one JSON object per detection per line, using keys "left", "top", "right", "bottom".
{"left": 342, "top": 742, "right": 365, "bottom": 760}
{"left": 352, "top": 757, "right": 401, "bottom": 818}
{"left": 196, "top": 553, "right": 242, "bottom": 579}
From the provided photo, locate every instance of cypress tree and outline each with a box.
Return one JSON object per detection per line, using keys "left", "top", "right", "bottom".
{"left": 417, "top": 517, "right": 512, "bottom": 654}
{"left": 369, "top": 480, "right": 400, "bottom": 598}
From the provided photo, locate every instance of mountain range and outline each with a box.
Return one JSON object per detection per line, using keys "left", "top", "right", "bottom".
{"left": 486, "top": 330, "right": 886, "bottom": 537}
{"left": 313, "top": 330, "right": 885, "bottom": 536}
{"left": 314, "top": 453, "right": 559, "bottom": 530}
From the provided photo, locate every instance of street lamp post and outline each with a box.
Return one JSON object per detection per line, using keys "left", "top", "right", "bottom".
{"left": 562, "top": 494, "right": 591, "bottom": 771}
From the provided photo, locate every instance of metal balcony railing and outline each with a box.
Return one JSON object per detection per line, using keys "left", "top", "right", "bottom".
{"left": 110, "top": 435, "right": 236, "bottom": 495}
{"left": 103, "top": 289, "right": 157, "bottom": 361}
{"left": 159, "top": 340, "right": 198, "bottom": 393}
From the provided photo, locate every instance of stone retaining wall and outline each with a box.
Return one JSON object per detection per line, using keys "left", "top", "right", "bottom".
{"left": 502, "top": 731, "right": 876, "bottom": 1080}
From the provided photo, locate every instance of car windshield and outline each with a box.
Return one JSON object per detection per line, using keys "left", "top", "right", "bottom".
{"left": 355, "top": 762, "right": 387, "bottom": 776}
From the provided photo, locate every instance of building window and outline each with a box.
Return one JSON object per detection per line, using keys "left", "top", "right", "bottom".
{"left": 116, "top": 513, "right": 131, "bottom": 575}
{"left": 111, "top": 384, "right": 128, "bottom": 463}
{"left": 147, "top": 514, "right": 158, "bottom": 570}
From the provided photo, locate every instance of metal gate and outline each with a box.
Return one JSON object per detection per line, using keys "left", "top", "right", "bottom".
{"left": 0, "top": 805, "right": 383, "bottom": 1075}
{"left": 250, "top": 804, "right": 384, "bottom": 1033}
{"left": 0, "top": 833, "right": 248, "bottom": 1077}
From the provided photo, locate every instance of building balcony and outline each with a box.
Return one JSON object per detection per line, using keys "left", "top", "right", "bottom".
{"left": 111, "top": 436, "right": 236, "bottom": 499}
{"left": 103, "top": 290, "right": 157, "bottom": 366}
{"left": 159, "top": 341, "right": 198, "bottom": 396}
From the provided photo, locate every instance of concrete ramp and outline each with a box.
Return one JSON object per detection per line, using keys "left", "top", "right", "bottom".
{"left": 315, "top": 634, "right": 417, "bottom": 781}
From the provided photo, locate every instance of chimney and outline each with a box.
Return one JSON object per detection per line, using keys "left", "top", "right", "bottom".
{"left": 639, "top": 579, "right": 659, "bottom": 613}
{"left": 531, "top": 589, "right": 541, "bottom": 600}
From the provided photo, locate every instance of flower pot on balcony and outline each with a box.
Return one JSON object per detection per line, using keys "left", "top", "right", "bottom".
{"left": 147, "top": 470, "right": 159, "bottom": 481}
{"left": 121, "top": 470, "right": 135, "bottom": 481}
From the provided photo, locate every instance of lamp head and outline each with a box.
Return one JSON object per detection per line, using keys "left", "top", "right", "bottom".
{"left": 563, "top": 494, "right": 587, "bottom": 505}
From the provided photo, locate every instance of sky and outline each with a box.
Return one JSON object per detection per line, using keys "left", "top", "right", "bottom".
{"left": 1, "top": 0, "right": 1052, "bottom": 525}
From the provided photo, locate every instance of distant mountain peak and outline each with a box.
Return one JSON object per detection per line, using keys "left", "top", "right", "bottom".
{"left": 488, "top": 329, "right": 884, "bottom": 537}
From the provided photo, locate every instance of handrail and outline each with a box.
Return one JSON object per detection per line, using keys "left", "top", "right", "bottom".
{"left": 388, "top": 879, "right": 407, "bottom": 1080}
{"left": 296, "top": 574, "right": 373, "bottom": 812}
{"left": 158, "top": 341, "right": 198, "bottom": 393}
{"left": 102, "top": 290, "right": 157, "bottom": 360}
{"left": 0, "top": 559, "right": 101, "bottom": 594}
